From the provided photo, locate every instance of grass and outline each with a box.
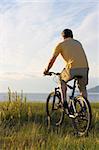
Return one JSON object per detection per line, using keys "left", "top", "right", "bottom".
{"left": 0, "top": 100, "right": 99, "bottom": 150}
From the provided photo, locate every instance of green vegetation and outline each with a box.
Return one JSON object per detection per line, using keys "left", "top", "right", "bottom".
{"left": 0, "top": 99, "right": 99, "bottom": 150}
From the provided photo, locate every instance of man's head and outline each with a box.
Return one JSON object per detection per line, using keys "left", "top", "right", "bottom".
{"left": 61, "top": 29, "right": 73, "bottom": 39}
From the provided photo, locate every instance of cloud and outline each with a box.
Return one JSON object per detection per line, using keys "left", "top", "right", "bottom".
{"left": 74, "top": 10, "right": 99, "bottom": 78}
{"left": 0, "top": 1, "right": 99, "bottom": 92}
{"left": 0, "top": 72, "right": 26, "bottom": 80}
{"left": 0, "top": 71, "right": 40, "bottom": 81}
{"left": 0, "top": 2, "right": 53, "bottom": 72}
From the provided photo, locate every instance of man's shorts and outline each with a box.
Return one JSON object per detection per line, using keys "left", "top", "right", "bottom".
{"left": 60, "top": 67, "right": 89, "bottom": 89}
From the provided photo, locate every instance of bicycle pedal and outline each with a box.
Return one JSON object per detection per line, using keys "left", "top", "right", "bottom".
{"left": 69, "top": 114, "right": 76, "bottom": 118}
{"left": 69, "top": 113, "right": 78, "bottom": 118}
{"left": 64, "top": 109, "right": 69, "bottom": 115}
{"left": 58, "top": 103, "right": 62, "bottom": 108}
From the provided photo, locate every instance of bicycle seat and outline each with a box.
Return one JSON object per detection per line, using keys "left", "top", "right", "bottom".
{"left": 74, "top": 75, "right": 82, "bottom": 79}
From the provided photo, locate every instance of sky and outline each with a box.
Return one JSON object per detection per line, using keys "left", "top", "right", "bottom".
{"left": 0, "top": 0, "right": 99, "bottom": 93}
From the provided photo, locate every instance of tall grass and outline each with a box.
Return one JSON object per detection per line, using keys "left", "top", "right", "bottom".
{"left": 0, "top": 98, "right": 99, "bottom": 149}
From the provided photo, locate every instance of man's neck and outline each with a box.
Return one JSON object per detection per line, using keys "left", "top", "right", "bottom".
{"left": 64, "top": 37, "right": 72, "bottom": 41}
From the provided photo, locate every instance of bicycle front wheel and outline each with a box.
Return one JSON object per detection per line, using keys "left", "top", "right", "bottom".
{"left": 72, "top": 96, "right": 92, "bottom": 136}
{"left": 46, "top": 92, "right": 64, "bottom": 127}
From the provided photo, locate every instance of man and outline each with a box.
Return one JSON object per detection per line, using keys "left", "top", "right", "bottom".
{"left": 43, "top": 29, "right": 89, "bottom": 110}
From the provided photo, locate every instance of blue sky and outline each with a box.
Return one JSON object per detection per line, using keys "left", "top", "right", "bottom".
{"left": 0, "top": 0, "right": 99, "bottom": 92}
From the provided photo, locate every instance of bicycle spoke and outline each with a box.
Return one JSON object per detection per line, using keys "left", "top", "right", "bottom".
{"left": 72, "top": 96, "right": 92, "bottom": 136}
{"left": 46, "top": 92, "right": 64, "bottom": 126}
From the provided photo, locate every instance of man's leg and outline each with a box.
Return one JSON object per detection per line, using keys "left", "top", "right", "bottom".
{"left": 60, "top": 67, "right": 71, "bottom": 109}
{"left": 60, "top": 80, "right": 68, "bottom": 108}
{"left": 78, "top": 85, "right": 88, "bottom": 99}
{"left": 77, "top": 68, "right": 89, "bottom": 99}
{"left": 78, "top": 77, "right": 88, "bottom": 99}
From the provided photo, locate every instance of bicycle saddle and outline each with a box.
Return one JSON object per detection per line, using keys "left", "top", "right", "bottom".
{"left": 74, "top": 75, "right": 82, "bottom": 79}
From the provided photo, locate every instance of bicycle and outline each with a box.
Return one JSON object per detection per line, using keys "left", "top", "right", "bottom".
{"left": 45, "top": 72, "right": 92, "bottom": 136}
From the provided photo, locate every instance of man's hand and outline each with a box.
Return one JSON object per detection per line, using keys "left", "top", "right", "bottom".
{"left": 43, "top": 55, "right": 57, "bottom": 76}
{"left": 43, "top": 69, "right": 49, "bottom": 75}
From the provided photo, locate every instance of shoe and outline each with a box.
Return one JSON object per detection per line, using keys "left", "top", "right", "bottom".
{"left": 63, "top": 101, "right": 68, "bottom": 109}
{"left": 63, "top": 101, "right": 69, "bottom": 115}
{"left": 69, "top": 113, "right": 78, "bottom": 118}
{"left": 64, "top": 108, "right": 69, "bottom": 115}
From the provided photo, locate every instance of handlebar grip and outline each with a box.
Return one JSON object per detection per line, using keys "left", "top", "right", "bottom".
{"left": 44, "top": 72, "right": 60, "bottom": 76}
{"left": 56, "top": 73, "right": 60, "bottom": 75}
{"left": 44, "top": 72, "right": 52, "bottom": 76}
{"left": 48, "top": 72, "right": 52, "bottom": 76}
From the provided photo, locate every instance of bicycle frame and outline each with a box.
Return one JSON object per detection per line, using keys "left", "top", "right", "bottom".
{"left": 67, "top": 78, "right": 77, "bottom": 99}
{"left": 53, "top": 75, "right": 78, "bottom": 114}
{"left": 46, "top": 72, "right": 78, "bottom": 114}
{"left": 66, "top": 79, "right": 78, "bottom": 115}
{"left": 47, "top": 71, "right": 78, "bottom": 98}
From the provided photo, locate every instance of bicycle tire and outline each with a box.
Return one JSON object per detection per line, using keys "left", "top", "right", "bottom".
{"left": 72, "top": 95, "right": 92, "bottom": 136}
{"left": 46, "top": 92, "right": 64, "bottom": 127}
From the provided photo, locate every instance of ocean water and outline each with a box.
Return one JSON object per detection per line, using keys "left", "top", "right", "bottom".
{"left": 0, "top": 92, "right": 99, "bottom": 102}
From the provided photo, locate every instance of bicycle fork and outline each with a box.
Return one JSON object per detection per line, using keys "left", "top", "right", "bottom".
{"left": 68, "top": 99, "right": 78, "bottom": 118}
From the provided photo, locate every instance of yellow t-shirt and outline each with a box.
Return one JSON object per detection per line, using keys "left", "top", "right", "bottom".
{"left": 53, "top": 38, "right": 89, "bottom": 69}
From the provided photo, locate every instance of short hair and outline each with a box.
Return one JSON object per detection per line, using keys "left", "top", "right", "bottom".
{"left": 61, "top": 29, "right": 73, "bottom": 38}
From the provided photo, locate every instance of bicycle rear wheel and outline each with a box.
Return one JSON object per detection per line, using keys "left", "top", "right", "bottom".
{"left": 46, "top": 92, "right": 64, "bottom": 127}
{"left": 72, "top": 96, "right": 92, "bottom": 136}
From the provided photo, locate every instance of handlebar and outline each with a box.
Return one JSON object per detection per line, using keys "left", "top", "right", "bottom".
{"left": 44, "top": 72, "right": 60, "bottom": 76}
{"left": 44, "top": 71, "right": 74, "bottom": 89}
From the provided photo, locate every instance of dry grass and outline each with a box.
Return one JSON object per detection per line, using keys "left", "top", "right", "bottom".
{"left": 0, "top": 100, "right": 99, "bottom": 150}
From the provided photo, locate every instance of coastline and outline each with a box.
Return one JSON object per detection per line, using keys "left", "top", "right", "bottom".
{"left": 0, "top": 92, "right": 99, "bottom": 102}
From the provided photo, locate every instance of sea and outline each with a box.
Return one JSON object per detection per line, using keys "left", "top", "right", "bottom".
{"left": 0, "top": 92, "right": 99, "bottom": 103}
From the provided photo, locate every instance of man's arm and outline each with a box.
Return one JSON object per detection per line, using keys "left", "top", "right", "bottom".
{"left": 44, "top": 55, "right": 57, "bottom": 74}
{"left": 43, "top": 43, "right": 61, "bottom": 75}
